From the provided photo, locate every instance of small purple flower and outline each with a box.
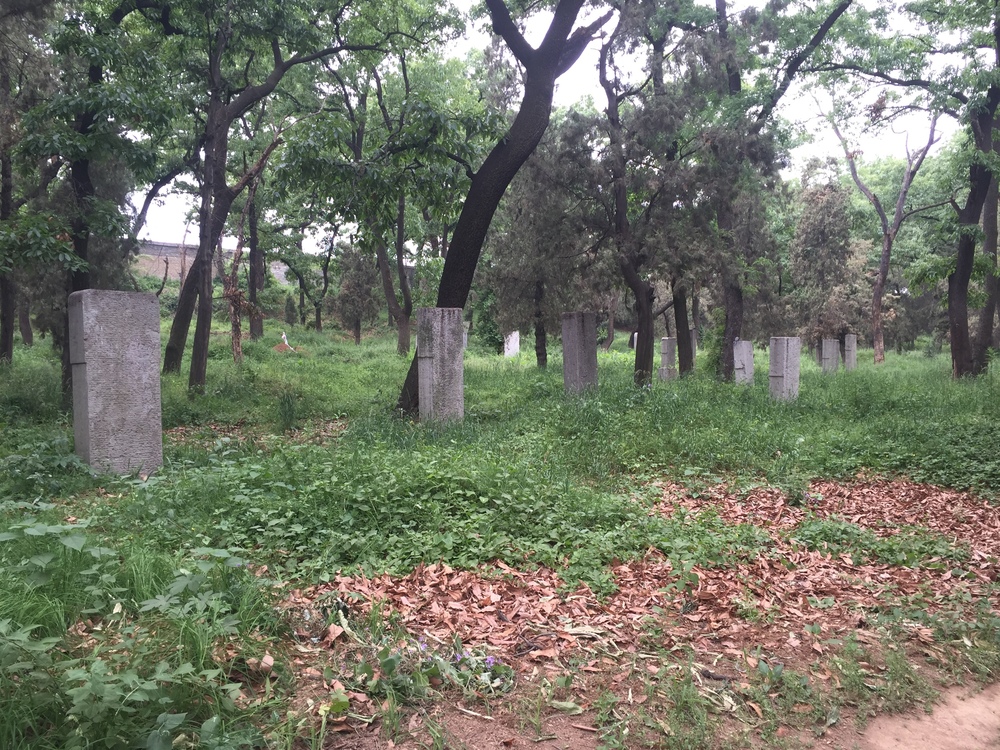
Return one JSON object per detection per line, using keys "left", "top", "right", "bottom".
{"left": 485, "top": 656, "right": 497, "bottom": 669}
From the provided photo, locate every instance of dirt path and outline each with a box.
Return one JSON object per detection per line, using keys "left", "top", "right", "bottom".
{"left": 858, "top": 683, "right": 1000, "bottom": 750}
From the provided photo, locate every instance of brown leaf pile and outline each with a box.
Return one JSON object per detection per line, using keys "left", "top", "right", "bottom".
{"left": 291, "top": 479, "right": 1000, "bottom": 668}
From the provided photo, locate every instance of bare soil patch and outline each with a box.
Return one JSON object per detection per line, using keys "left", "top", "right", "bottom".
{"left": 857, "top": 682, "right": 1000, "bottom": 750}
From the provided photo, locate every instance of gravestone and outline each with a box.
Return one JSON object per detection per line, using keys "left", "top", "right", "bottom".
{"left": 416, "top": 307, "right": 464, "bottom": 422}
{"left": 658, "top": 337, "right": 678, "bottom": 381}
{"left": 734, "top": 339, "right": 754, "bottom": 385}
{"left": 504, "top": 331, "right": 520, "bottom": 357}
{"left": 821, "top": 338, "right": 839, "bottom": 374}
{"left": 769, "top": 337, "right": 801, "bottom": 401}
{"left": 562, "top": 312, "right": 598, "bottom": 393}
{"left": 843, "top": 334, "right": 857, "bottom": 371}
{"left": 68, "top": 290, "right": 162, "bottom": 474}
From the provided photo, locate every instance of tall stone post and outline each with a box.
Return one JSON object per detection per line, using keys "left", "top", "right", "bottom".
{"left": 769, "top": 337, "right": 801, "bottom": 401}
{"left": 504, "top": 331, "right": 520, "bottom": 357}
{"left": 68, "top": 290, "right": 162, "bottom": 474}
{"left": 734, "top": 340, "right": 754, "bottom": 385}
{"left": 658, "top": 337, "right": 678, "bottom": 381}
{"left": 562, "top": 312, "right": 598, "bottom": 393}
{"left": 821, "top": 338, "right": 839, "bottom": 374}
{"left": 416, "top": 308, "right": 464, "bottom": 422}
{"left": 843, "top": 334, "right": 857, "bottom": 371}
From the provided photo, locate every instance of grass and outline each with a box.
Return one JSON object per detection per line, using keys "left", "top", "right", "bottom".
{"left": 2, "top": 321, "right": 1000, "bottom": 747}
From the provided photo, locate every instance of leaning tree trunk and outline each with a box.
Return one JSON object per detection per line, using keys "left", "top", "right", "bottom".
{"left": 396, "top": 0, "right": 592, "bottom": 414}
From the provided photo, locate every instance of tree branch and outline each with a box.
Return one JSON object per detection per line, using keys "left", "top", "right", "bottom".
{"left": 485, "top": 0, "right": 535, "bottom": 66}
{"left": 750, "top": 0, "right": 853, "bottom": 134}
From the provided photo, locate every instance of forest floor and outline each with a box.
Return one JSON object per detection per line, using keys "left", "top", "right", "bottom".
{"left": 256, "top": 475, "right": 1000, "bottom": 749}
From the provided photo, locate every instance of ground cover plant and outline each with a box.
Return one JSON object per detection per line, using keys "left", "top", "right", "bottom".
{"left": 1, "top": 326, "right": 1000, "bottom": 748}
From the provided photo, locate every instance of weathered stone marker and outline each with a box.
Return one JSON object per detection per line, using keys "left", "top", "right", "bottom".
{"left": 821, "top": 338, "right": 839, "bottom": 374}
{"left": 658, "top": 337, "right": 678, "bottom": 381}
{"left": 69, "top": 290, "right": 162, "bottom": 474}
{"left": 843, "top": 333, "right": 857, "bottom": 371}
{"left": 504, "top": 330, "right": 520, "bottom": 357}
{"left": 769, "top": 336, "right": 801, "bottom": 401}
{"left": 416, "top": 307, "right": 464, "bottom": 422}
{"left": 562, "top": 311, "right": 598, "bottom": 393}
{"left": 734, "top": 339, "right": 754, "bottom": 385}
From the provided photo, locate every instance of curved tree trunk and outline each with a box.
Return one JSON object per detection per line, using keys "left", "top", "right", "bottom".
{"left": 396, "top": 0, "right": 600, "bottom": 414}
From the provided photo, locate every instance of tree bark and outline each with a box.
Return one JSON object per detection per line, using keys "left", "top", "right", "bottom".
{"left": 0, "top": 110, "right": 12, "bottom": 363}
{"left": 951, "top": 98, "right": 999, "bottom": 377}
{"left": 374, "top": 195, "right": 414, "bottom": 355}
{"left": 17, "top": 296, "right": 31, "bottom": 346}
{"left": 602, "top": 293, "right": 618, "bottom": 351}
{"left": 600, "top": 19, "right": 653, "bottom": 385}
{"left": 0, "top": 50, "right": 12, "bottom": 363}
{"left": 534, "top": 280, "right": 547, "bottom": 368}
{"left": 721, "top": 278, "right": 743, "bottom": 379}
{"left": 396, "top": 0, "right": 603, "bottom": 413}
{"left": 248, "top": 198, "right": 264, "bottom": 339}
{"left": 0, "top": 276, "right": 13, "bottom": 364}
{"left": 672, "top": 277, "right": 693, "bottom": 374}
{"left": 973, "top": 176, "right": 999, "bottom": 373}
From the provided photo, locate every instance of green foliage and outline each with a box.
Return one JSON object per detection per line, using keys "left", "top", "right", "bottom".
{"left": 471, "top": 288, "right": 502, "bottom": 354}
{"left": 0, "top": 347, "right": 63, "bottom": 423}
{"left": 790, "top": 515, "right": 967, "bottom": 567}
{"left": 0, "top": 509, "right": 274, "bottom": 749}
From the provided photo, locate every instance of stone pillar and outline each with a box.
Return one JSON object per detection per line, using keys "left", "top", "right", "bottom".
{"left": 769, "top": 337, "right": 801, "bottom": 401}
{"left": 658, "top": 337, "right": 678, "bottom": 381}
{"left": 821, "top": 338, "right": 839, "bottom": 374}
{"left": 843, "top": 333, "right": 857, "bottom": 371}
{"left": 562, "top": 312, "right": 598, "bottom": 393}
{"left": 69, "top": 290, "right": 162, "bottom": 474}
{"left": 416, "top": 308, "right": 464, "bottom": 422}
{"left": 734, "top": 340, "right": 754, "bottom": 385}
{"left": 504, "top": 330, "right": 520, "bottom": 357}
